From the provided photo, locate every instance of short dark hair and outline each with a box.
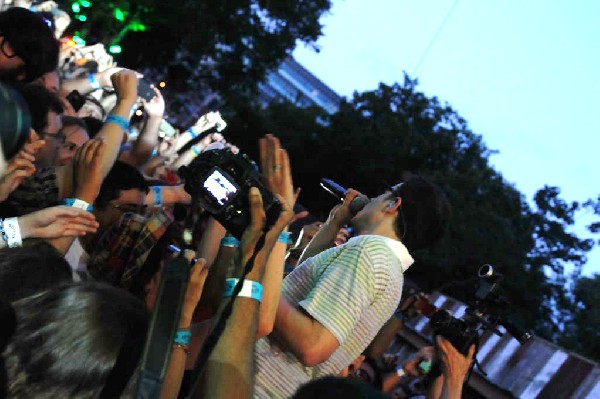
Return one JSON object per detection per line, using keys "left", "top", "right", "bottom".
{"left": 0, "top": 7, "right": 59, "bottom": 82}
{"left": 82, "top": 116, "right": 103, "bottom": 138}
{"left": 0, "top": 241, "right": 72, "bottom": 303}
{"left": 16, "top": 83, "right": 62, "bottom": 133}
{"left": 394, "top": 176, "right": 451, "bottom": 251}
{"left": 95, "top": 161, "right": 149, "bottom": 209}
{"left": 61, "top": 115, "right": 88, "bottom": 132}
{"left": 292, "top": 376, "right": 387, "bottom": 399}
{"left": 4, "top": 282, "right": 147, "bottom": 398}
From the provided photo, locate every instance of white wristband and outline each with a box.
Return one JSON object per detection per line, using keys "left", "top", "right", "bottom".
{"left": 5, "top": 217, "right": 22, "bottom": 247}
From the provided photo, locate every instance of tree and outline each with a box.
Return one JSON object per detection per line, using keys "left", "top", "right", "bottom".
{"left": 224, "top": 76, "right": 599, "bottom": 358}
{"left": 58, "top": 0, "right": 332, "bottom": 125}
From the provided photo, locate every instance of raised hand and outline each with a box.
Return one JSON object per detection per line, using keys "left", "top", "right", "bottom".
{"left": 180, "top": 252, "right": 210, "bottom": 325}
{"left": 259, "top": 134, "right": 299, "bottom": 209}
{"left": 111, "top": 69, "right": 138, "bottom": 106}
{"left": 142, "top": 87, "right": 166, "bottom": 118}
{"left": 0, "top": 150, "right": 37, "bottom": 202}
{"left": 18, "top": 206, "right": 99, "bottom": 239}
{"left": 73, "top": 139, "right": 105, "bottom": 203}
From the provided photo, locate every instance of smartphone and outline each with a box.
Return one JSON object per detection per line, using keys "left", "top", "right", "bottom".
{"left": 138, "top": 79, "right": 155, "bottom": 102}
{"left": 66, "top": 90, "right": 86, "bottom": 112}
{"left": 417, "top": 359, "right": 431, "bottom": 374}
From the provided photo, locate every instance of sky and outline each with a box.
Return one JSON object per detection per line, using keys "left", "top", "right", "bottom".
{"left": 293, "top": 0, "right": 600, "bottom": 276}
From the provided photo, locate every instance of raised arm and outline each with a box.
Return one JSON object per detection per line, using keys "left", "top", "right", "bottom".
{"left": 119, "top": 87, "right": 164, "bottom": 168}
{"left": 296, "top": 189, "right": 361, "bottom": 264}
{"left": 197, "top": 188, "right": 296, "bottom": 399}
{"left": 256, "top": 135, "right": 306, "bottom": 338}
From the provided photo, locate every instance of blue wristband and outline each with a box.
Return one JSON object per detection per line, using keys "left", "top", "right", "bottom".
{"left": 223, "top": 278, "right": 263, "bottom": 302}
{"left": 88, "top": 73, "right": 100, "bottom": 90}
{"left": 64, "top": 198, "right": 93, "bottom": 212}
{"left": 191, "top": 146, "right": 201, "bottom": 156}
{"left": 174, "top": 329, "right": 191, "bottom": 346}
{"left": 277, "top": 231, "right": 291, "bottom": 245}
{"left": 221, "top": 236, "right": 240, "bottom": 248}
{"left": 152, "top": 186, "right": 163, "bottom": 207}
{"left": 105, "top": 114, "right": 130, "bottom": 132}
{"left": 188, "top": 127, "right": 198, "bottom": 139}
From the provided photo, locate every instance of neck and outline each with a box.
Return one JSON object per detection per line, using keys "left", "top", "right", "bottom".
{"left": 355, "top": 222, "right": 401, "bottom": 241}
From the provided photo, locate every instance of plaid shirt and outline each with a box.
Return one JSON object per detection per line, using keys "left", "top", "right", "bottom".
{"left": 87, "top": 209, "right": 172, "bottom": 288}
{"left": 0, "top": 167, "right": 60, "bottom": 217}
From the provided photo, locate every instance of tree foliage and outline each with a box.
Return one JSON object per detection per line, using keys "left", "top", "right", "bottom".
{"left": 58, "top": 0, "right": 332, "bottom": 124}
{"left": 224, "top": 76, "right": 599, "bottom": 359}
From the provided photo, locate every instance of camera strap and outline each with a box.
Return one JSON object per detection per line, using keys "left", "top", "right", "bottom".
{"left": 135, "top": 256, "right": 190, "bottom": 399}
{"left": 186, "top": 233, "right": 266, "bottom": 398}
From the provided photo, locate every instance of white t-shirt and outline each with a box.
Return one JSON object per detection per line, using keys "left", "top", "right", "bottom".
{"left": 64, "top": 238, "right": 90, "bottom": 281}
{"left": 254, "top": 235, "right": 414, "bottom": 398}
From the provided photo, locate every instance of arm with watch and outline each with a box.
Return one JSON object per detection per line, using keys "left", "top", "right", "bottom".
{"left": 382, "top": 346, "right": 434, "bottom": 394}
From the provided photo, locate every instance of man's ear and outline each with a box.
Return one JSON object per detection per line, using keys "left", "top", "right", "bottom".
{"left": 384, "top": 197, "right": 402, "bottom": 214}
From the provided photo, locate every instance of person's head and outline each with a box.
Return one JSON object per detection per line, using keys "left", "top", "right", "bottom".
{"left": 0, "top": 82, "right": 31, "bottom": 174}
{"left": 82, "top": 116, "right": 103, "bottom": 139}
{"left": 4, "top": 282, "right": 147, "bottom": 398}
{"left": 0, "top": 241, "right": 72, "bottom": 303}
{"left": 0, "top": 7, "right": 59, "bottom": 83}
{"left": 94, "top": 161, "right": 149, "bottom": 231}
{"left": 35, "top": 70, "right": 60, "bottom": 94}
{"left": 17, "top": 83, "right": 63, "bottom": 167}
{"left": 351, "top": 176, "right": 450, "bottom": 251}
{"left": 292, "top": 376, "right": 387, "bottom": 399}
{"left": 55, "top": 116, "right": 90, "bottom": 166}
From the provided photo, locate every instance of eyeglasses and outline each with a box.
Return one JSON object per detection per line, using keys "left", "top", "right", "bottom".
{"left": 109, "top": 203, "right": 148, "bottom": 215}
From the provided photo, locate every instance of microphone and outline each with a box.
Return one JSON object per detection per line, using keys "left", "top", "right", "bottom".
{"left": 320, "top": 178, "right": 370, "bottom": 215}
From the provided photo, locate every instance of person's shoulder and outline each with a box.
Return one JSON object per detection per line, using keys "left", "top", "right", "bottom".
{"left": 347, "top": 235, "right": 396, "bottom": 251}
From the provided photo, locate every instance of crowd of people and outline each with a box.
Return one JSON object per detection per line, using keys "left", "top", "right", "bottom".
{"left": 0, "top": 5, "right": 477, "bottom": 399}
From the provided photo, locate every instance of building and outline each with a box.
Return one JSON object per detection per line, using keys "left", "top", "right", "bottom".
{"left": 258, "top": 57, "right": 342, "bottom": 114}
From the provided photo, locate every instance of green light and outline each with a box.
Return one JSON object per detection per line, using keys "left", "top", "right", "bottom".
{"left": 109, "top": 44, "right": 122, "bottom": 54}
{"left": 76, "top": 15, "right": 87, "bottom": 22}
{"left": 72, "top": 35, "right": 86, "bottom": 45}
{"left": 114, "top": 8, "right": 125, "bottom": 22}
{"left": 71, "top": 3, "right": 81, "bottom": 13}
{"left": 129, "top": 21, "right": 147, "bottom": 32}
{"left": 80, "top": 0, "right": 92, "bottom": 7}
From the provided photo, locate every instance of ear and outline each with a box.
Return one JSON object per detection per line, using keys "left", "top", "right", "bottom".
{"left": 384, "top": 197, "right": 402, "bottom": 214}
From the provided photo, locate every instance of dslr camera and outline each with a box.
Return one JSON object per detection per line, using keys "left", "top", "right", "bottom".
{"left": 179, "top": 148, "right": 281, "bottom": 239}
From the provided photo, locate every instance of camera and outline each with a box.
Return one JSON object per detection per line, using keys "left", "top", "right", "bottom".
{"left": 416, "top": 264, "right": 532, "bottom": 356}
{"left": 179, "top": 148, "right": 281, "bottom": 239}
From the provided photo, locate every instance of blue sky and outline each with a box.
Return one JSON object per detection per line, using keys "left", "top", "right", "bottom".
{"left": 294, "top": 0, "right": 600, "bottom": 276}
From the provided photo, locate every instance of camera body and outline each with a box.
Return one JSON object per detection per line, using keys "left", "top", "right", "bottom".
{"left": 179, "top": 149, "right": 281, "bottom": 239}
{"left": 416, "top": 264, "right": 531, "bottom": 356}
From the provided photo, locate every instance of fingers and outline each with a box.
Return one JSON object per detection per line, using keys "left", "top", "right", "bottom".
{"left": 248, "top": 187, "right": 266, "bottom": 232}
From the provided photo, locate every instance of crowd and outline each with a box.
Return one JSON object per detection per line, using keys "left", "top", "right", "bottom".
{"left": 0, "top": 5, "right": 476, "bottom": 399}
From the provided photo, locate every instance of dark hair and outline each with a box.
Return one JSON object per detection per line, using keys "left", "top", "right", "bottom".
{"left": 292, "top": 376, "right": 387, "bottom": 399}
{"left": 95, "top": 161, "right": 149, "bottom": 209}
{"left": 394, "top": 176, "right": 451, "bottom": 251}
{"left": 0, "top": 241, "right": 72, "bottom": 303}
{"left": 82, "top": 116, "right": 103, "bottom": 138}
{"left": 61, "top": 115, "right": 88, "bottom": 132}
{"left": 4, "top": 282, "right": 148, "bottom": 398}
{"left": 16, "top": 83, "right": 62, "bottom": 133}
{"left": 0, "top": 82, "right": 30, "bottom": 160}
{"left": 0, "top": 7, "right": 59, "bottom": 82}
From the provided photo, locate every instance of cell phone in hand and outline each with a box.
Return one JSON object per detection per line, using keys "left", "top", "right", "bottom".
{"left": 417, "top": 359, "right": 431, "bottom": 374}
{"left": 138, "top": 79, "right": 155, "bottom": 102}
{"left": 66, "top": 90, "right": 86, "bottom": 112}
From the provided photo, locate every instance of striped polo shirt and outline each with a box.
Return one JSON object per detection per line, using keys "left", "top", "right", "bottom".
{"left": 254, "top": 234, "right": 414, "bottom": 398}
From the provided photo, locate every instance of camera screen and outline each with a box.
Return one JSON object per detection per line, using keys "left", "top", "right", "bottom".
{"left": 203, "top": 169, "right": 238, "bottom": 206}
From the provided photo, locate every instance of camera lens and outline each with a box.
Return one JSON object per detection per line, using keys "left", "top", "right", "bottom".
{"left": 478, "top": 264, "right": 494, "bottom": 278}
